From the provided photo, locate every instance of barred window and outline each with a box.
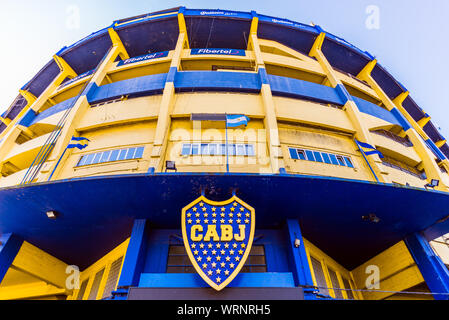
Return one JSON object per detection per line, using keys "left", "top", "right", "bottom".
{"left": 310, "top": 256, "right": 329, "bottom": 296}
{"left": 327, "top": 268, "right": 344, "bottom": 299}
{"left": 76, "top": 146, "right": 145, "bottom": 167}
{"left": 87, "top": 268, "right": 105, "bottom": 300}
{"left": 166, "top": 245, "right": 196, "bottom": 273}
{"left": 342, "top": 277, "right": 355, "bottom": 299}
{"left": 102, "top": 257, "right": 124, "bottom": 299}
{"left": 289, "top": 147, "right": 354, "bottom": 169}
{"left": 240, "top": 245, "right": 267, "bottom": 273}
{"left": 76, "top": 279, "right": 89, "bottom": 300}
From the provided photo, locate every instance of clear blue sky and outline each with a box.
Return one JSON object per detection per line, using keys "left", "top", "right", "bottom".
{"left": 1, "top": 0, "right": 448, "bottom": 138}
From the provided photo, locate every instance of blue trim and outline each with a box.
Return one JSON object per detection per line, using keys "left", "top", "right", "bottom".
{"left": 166, "top": 67, "right": 177, "bottom": 83}
{"left": 174, "top": 71, "right": 261, "bottom": 92}
{"left": 268, "top": 74, "right": 344, "bottom": 105}
{"left": 257, "top": 14, "right": 319, "bottom": 34}
{"left": 425, "top": 139, "right": 446, "bottom": 161}
{"left": 335, "top": 84, "right": 353, "bottom": 103}
{"left": 258, "top": 68, "right": 269, "bottom": 85}
{"left": 113, "top": 13, "right": 179, "bottom": 29}
{"left": 23, "top": 72, "right": 421, "bottom": 131}
{"left": 353, "top": 97, "right": 402, "bottom": 128}
{"left": 18, "top": 109, "right": 38, "bottom": 127}
{"left": 314, "top": 25, "right": 324, "bottom": 34}
{"left": 183, "top": 9, "right": 252, "bottom": 20}
{"left": 390, "top": 108, "right": 412, "bottom": 131}
{"left": 404, "top": 233, "right": 449, "bottom": 300}
{"left": 0, "top": 234, "right": 23, "bottom": 284}
{"left": 28, "top": 97, "right": 77, "bottom": 127}
{"left": 138, "top": 272, "right": 295, "bottom": 288}
{"left": 88, "top": 73, "right": 166, "bottom": 104}
{"left": 117, "top": 219, "right": 150, "bottom": 288}
{"left": 284, "top": 220, "right": 316, "bottom": 300}
{"left": 82, "top": 82, "right": 99, "bottom": 101}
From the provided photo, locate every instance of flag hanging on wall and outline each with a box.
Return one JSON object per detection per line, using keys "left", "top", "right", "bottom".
{"left": 67, "top": 136, "right": 90, "bottom": 150}
{"left": 355, "top": 140, "right": 384, "bottom": 158}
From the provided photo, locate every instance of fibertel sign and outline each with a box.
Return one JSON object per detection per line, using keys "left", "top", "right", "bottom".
{"left": 181, "top": 195, "right": 255, "bottom": 291}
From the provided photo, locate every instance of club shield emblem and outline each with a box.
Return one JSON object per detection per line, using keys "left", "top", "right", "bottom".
{"left": 181, "top": 195, "right": 255, "bottom": 291}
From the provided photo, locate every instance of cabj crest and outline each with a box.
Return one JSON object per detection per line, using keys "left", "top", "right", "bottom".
{"left": 181, "top": 195, "right": 255, "bottom": 291}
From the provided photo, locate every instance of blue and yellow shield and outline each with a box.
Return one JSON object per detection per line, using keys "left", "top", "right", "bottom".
{"left": 181, "top": 195, "right": 255, "bottom": 291}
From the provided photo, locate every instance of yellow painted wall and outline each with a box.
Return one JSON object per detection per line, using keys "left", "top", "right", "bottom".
{"left": 167, "top": 118, "right": 271, "bottom": 173}
{"left": 279, "top": 122, "right": 372, "bottom": 181}
{"left": 0, "top": 36, "right": 447, "bottom": 189}
{"left": 351, "top": 241, "right": 426, "bottom": 300}
{"left": 0, "top": 241, "right": 71, "bottom": 300}
{"left": 57, "top": 120, "right": 156, "bottom": 179}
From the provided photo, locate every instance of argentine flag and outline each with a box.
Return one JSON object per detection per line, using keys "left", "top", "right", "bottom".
{"left": 356, "top": 140, "right": 384, "bottom": 159}
{"left": 67, "top": 136, "right": 90, "bottom": 150}
{"left": 226, "top": 115, "right": 250, "bottom": 128}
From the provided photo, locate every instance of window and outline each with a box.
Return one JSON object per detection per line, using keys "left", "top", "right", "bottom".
{"left": 209, "top": 144, "right": 218, "bottom": 156}
{"left": 166, "top": 244, "right": 267, "bottom": 273}
{"left": 305, "top": 150, "right": 315, "bottom": 161}
{"left": 181, "top": 144, "right": 191, "bottom": 156}
{"left": 102, "top": 257, "right": 124, "bottom": 299}
{"left": 192, "top": 144, "right": 199, "bottom": 155}
{"left": 77, "top": 279, "right": 89, "bottom": 300}
{"left": 181, "top": 143, "right": 256, "bottom": 157}
{"left": 322, "top": 153, "right": 331, "bottom": 164}
{"left": 342, "top": 277, "right": 355, "bottom": 300}
{"left": 76, "top": 146, "right": 145, "bottom": 167}
{"left": 329, "top": 154, "right": 339, "bottom": 165}
{"left": 236, "top": 144, "right": 246, "bottom": 156}
{"left": 246, "top": 144, "right": 255, "bottom": 157}
{"left": 100, "top": 151, "right": 111, "bottom": 163}
{"left": 290, "top": 148, "right": 299, "bottom": 160}
{"left": 336, "top": 156, "right": 345, "bottom": 166}
{"left": 240, "top": 245, "right": 267, "bottom": 273}
{"left": 310, "top": 257, "right": 329, "bottom": 296}
{"left": 166, "top": 245, "right": 196, "bottom": 273}
{"left": 344, "top": 157, "right": 354, "bottom": 168}
{"left": 313, "top": 151, "right": 323, "bottom": 163}
{"left": 289, "top": 148, "right": 355, "bottom": 169}
{"left": 87, "top": 268, "right": 105, "bottom": 300}
{"left": 327, "top": 268, "right": 344, "bottom": 299}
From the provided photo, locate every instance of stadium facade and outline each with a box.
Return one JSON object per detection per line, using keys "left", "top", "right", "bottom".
{"left": 1, "top": 7, "right": 449, "bottom": 300}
